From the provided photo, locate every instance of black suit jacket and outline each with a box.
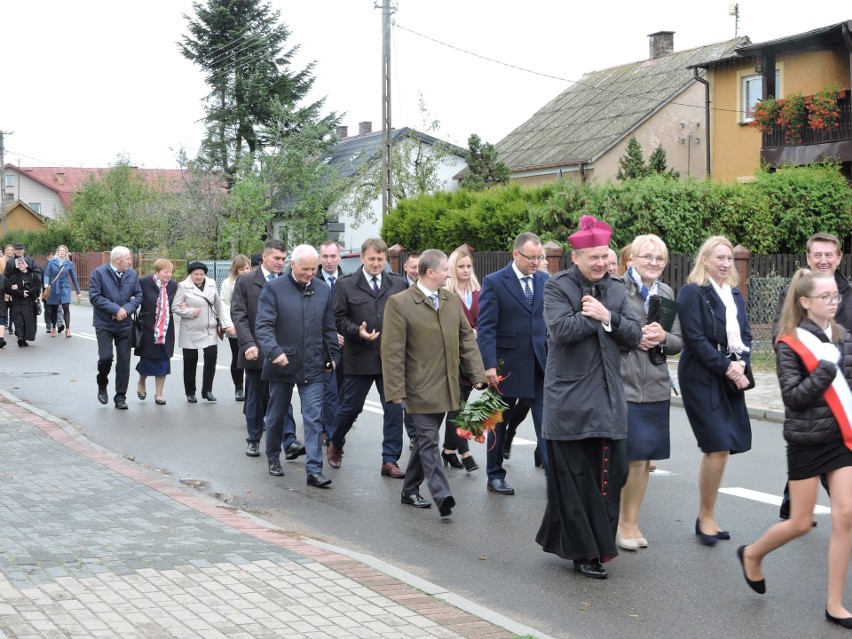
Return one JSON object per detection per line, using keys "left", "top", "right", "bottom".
{"left": 134, "top": 276, "right": 177, "bottom": 358}
{"left": 334, "top": 269, "right": 407, "bottom": 375}
{"left": 230, "top": 269, "right": 269, "bottom": 370}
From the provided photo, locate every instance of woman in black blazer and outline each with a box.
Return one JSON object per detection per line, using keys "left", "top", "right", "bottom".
{"left": 676, "top": 236, "right": 752, "bottom": 546}
{"left": 135, "top": 259, "right": 178, "bottom": 405}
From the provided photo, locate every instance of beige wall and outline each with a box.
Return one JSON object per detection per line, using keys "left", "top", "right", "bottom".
{"left": 1, "top": 204, "right": 45, "bottom": 237}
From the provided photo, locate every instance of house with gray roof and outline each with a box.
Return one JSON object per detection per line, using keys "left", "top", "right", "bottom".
{"left": 494, "top": 32, "right": 748, "bottom": 185}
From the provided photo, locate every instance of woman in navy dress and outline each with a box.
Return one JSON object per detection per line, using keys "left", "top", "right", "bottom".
{"left": 135, "top": 259, "right": 177, "bottom": 405}
{"left": 676, "top": 236, "right": 752, "bottom": 546}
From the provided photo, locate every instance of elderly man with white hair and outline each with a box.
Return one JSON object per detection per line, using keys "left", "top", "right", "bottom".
{"left": 255, "top": 244, "right": 341, "bottom": 488}
{"left": 88, "top": 246, "right": 143, "bottom": 409}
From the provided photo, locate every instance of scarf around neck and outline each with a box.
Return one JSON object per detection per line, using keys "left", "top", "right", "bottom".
{"left": 153, "top": 276, "right": 170, "bottom": 345}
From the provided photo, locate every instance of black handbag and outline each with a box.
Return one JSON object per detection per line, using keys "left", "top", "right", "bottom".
{"left": 725, "top": 352, "right": 755, "bottom": 394}
{"left": 131, "top": 313, "right": 144, "bottom": 349}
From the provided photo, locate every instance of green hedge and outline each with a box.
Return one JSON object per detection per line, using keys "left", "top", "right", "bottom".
{"left": 381, "top": 164, "right": 852, "bottom": 254}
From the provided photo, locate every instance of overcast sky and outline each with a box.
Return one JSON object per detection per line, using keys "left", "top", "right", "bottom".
{"left": 3, "top": 1, "right": 848, "bottom": 169}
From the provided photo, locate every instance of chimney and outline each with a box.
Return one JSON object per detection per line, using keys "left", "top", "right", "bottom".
{"left": 358, "top": 121, "right": 372, "bottom": 136}
{"left": 336, "top": 125, "right": 348, "bottom": 139}
{"left": 56, "top": 172, "right": 65, "bottom": 185}
{"left": 648, "top": 31, "right": 674, "bottom": 59}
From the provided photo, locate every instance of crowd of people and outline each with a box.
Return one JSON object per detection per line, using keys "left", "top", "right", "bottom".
{"left": 6, "top": 223, "right": 852, "bottom": 629}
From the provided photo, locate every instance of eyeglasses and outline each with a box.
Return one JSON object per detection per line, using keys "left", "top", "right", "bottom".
{"left": 807, "top": 293, "right": 842, "bottom": 304}
{"left": 637, "top": 255, "right": 666, "bottom": 264}
{"left": 517, "top": 251, "right": 546, "bottom": 262}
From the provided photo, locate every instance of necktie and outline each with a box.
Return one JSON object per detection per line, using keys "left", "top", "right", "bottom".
{"left": 522, "top": 276, "right": 533, "bottom": 308}
{"left": 328, "top": 275, "right": 335, "bottom": 294}
{"left": 371, "top": 276, "right": 379, "bottom": 296}
{"left": 267, "top": 273, "right": 275, "bottom": 281}
{"left": 429, "top": 293, "right": 439, "bottom": 311}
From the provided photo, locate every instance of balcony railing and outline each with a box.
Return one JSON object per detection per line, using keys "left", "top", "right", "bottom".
{"left": 761, "top": 90, "right": 851, "bottom": 149}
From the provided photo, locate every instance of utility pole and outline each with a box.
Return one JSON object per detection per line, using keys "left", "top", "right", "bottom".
{"left": 378, "top": 0, "right": 395, "bottom": 217}
{"left": 0, "top": 130, "right": 11, "bottom": 236}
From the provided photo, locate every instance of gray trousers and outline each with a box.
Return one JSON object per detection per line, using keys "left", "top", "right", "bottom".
{"left": 403, "top": 412, "right": 451, "bottom": 501}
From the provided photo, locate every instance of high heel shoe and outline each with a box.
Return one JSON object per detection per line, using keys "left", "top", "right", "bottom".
{"left": 461, "top": 455, "right": 478, "bottom": 472}
{"left": 695, "top": 519, "right": 718, "bottom": 546}
{"left": 736, "top": 546, "right": 766, "bottom": 594}
{"left": 825, "top": 608, "right": 852, "bottom": 628}
{"left": 441, "top": 451, "right": 463, "bottom": 469}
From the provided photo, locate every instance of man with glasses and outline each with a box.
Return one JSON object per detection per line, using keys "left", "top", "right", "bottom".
{"left": 477, "top": 232, "right": 550, "bottom": 495}
{"left": 772, "top": 231, "right": 851, "bottom": 521}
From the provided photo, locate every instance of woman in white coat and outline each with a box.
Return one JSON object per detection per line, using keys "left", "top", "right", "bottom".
{"left": 173, "top": 261, "right": 222, "bottom": 402}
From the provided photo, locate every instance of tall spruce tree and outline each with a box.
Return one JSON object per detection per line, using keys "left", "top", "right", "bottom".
{"left": 461, "top": 134, "right": 509, "bottom": 191}
{"left": 179, "top": 0, "right": 331, "bottom": 185}
{"left": 615, "top": 136, "right": 647, "bottom": 181}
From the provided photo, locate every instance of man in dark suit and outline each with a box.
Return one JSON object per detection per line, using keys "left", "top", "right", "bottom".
{"left": 315, "top": 240, "right": 345, "bottom": 435}
{"left": 477, "top": 232, "right": 550, "bottom": 495}
{"left": 382, "top": 249, "right": 487, "bottom": 518}
{"left": 255, "top": 244, "right": 340, "bottom": 488}
{"left": 327, "top": 237, "right": 408, "bottom": 478}
{"left": 88, "top": 246, "right": 143, "bottom": 410}
{"left": 231, "top": 240, "right": 302, "bottom": 471}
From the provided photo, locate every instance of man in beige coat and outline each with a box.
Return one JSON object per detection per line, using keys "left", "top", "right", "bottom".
{"left": 382, "top": 249, "right": 487, "bottom": 519}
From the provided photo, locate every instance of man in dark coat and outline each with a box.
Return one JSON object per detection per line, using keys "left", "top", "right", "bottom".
{"left": 231, "top": 240, "right": 300, "bottom": 466}
{"left": 326, "top": 238, "right": 408, "bottom": 478}
{"left": 771, "top": 231, "right": 851, "bottom": 520}
{"left": 4, "top": 243, "right": 40, "bottom": 279}
{"left": 477, "top": 232, "right": 550, "bottom": 495}
{"left": 88, "top": 246, "right": 143, "bottom": 409}
{"left": 535, "top": 216, "right": 642, "bottom": 580}
{"left": 255, "top": 244, "right": 340, "bottom": 488}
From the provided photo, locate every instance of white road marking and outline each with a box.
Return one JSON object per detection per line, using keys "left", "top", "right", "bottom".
{"left": 720, "top": 487, "right": 831, "bottom": 514}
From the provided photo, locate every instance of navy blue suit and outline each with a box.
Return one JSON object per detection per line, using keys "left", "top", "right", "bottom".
{"left": 477, "top": 263, "right": 549, "bottom": 481}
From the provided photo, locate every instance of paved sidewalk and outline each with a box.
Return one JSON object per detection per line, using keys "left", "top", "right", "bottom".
{"left": 0, "top": 391, "right": 548, "bottom": 639}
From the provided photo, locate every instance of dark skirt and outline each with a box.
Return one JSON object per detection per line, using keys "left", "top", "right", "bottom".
{"left": 136, "top": 355, "right": 171, "bottom": 377}
{"left": 535, "top": 438, "right": 627, "bottom": 563}
{"left": 787, "top": 438, "right": 852, "bottom": 481}
{"left": 626, "top": 400, "right": 671, "bottom": 461}
{"left": 10, "top": 303, "right": 37, "bottom": 341}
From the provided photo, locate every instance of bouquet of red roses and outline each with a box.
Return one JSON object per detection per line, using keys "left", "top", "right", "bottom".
{"left": 451, "top": 387, "right": 510, "bottom": 444}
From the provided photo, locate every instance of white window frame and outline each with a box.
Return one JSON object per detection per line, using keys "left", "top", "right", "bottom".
{"left": 28, "top": 202, "right": 41, "bottom": 214}
{"left": 739, "top": 67, "right": 782, "bottom": 123}
{"left": 4, "top": 174, "right": 13, "bottom": 187}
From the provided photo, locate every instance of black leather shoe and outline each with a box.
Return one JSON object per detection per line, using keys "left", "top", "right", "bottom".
{"left": 736, "top": 545, "right": 766, "bottom": 594}
{"left": 201, "top": 391, "right": 216, "bottom": 402}
{"left": 573, "top": 559, "right": 607, "bottom": 579}
{"left": 284, "top": 441, "right": 306, "bottom": 460}
{"left": 268, "top": 462, "right": 284, "bottom": 476}
{"left": 97, "top": 387, "right": 108, "bottom": 405}
{"left": 186, "top": 395, "right": 197, "bottom": 403}
{"left": 437, "top": 495, "right": 455, "bottom": 519}
{"left": 401, "top": 492, "right": 431, "bottom": 508}
{"left": 307, "top": 472, "right": 332, "bottom": 488}
{"left": 115, "top": 400, "right": 129, "bottom": 410}
{"left": 246, "top": 442, "right": 260, "bottom": 457}
{"left": 695, "top": 519, "right": 718, "bottom": 547}
{"left": 235, "top": 388, "right": 245, "bottom": 401}
{"left": 487, "top": 478, "right": 515, "bottom": 495}
{"left": 826, "top": 608, "right": 852, "bottom": 628}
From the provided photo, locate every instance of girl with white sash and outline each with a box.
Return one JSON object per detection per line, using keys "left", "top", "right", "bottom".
{"left": 738, "top": 269, "right": 852, "bottom": 629}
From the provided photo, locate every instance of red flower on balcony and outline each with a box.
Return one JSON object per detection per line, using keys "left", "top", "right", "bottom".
{"left": 807, "top": 84, "right": 841, "bottom": 130}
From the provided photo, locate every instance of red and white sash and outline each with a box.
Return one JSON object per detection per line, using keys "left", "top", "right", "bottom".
{"left": 778, "top": 328, "right": 852, "bottom": 452}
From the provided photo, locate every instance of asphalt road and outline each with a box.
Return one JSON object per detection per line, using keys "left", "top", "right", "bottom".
{"left": 2, "top": 303, "right": 844, "bottom": 639}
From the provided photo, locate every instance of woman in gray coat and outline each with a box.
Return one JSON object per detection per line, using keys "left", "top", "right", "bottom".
{"left": 173, "top": 262, "right": 221, "bottom": 402}
{"left": 616, "top": 234, "right": 683, "bottom": 551}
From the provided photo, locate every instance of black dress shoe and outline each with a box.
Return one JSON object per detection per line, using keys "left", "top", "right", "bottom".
{"left": 284, "top": 441, "right": 306, "bottom": 460}
{"left": 401, "top": 492, "right": 431, "bottom": 508}
{"left": 307, "top": 472, "right": 332, "bottom": 488}
{"left": 437, "top": 495, "right": 455, "bottom": 519}
{"left": 736, "top": 545, "right": 766, "bottom": 594}
{"left": 694, "top": 519, "right": 718, "bottom": 547}
{"left": 115, "top": 400, "right": 129, "bottom": 410}
{"left": 268, "top": 462, "right": 284, "bottom": 476}
{"left": 573, "top": 559, "right": 607, "bottom": 579}
{"left": 137, "top": 392, "right": 146, "bottom": 400}
{"left": 97, "top": 387, "right": 108, "bottom": 405}
{"left": 825, "top": 608, "right": 852, "bottom": 628}
{"left": 246, "top": 442, "right": 260, "bottom": 457}
{"left": 201, "top": 391, "right": 217, "bottom": 401}
{"left": 186, "top": 394, "right": 197, "bottom": 403}
{"left": 487, "top": 478, "right": 515, "bottom": 495}
{"left": 235, "top": 388, "right": 245, "bottom": 401}
{"left": 155, "top": 398, "right": 167, "bottom": 405}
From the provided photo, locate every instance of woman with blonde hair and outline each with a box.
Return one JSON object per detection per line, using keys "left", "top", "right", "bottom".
{"left": 617, "top": 244, "right": 633, "bottom": 276}
{"left": 43, "top": 245, "right": 82, "bottom": 338}
{"left": 738, "top": 269, "right": 852, "bottom": 629}
{"left": 135, "top": 259, "right": 178, "bottom": 404}
{"left": 617, "top": 234, "right": 683, "bottom": 550}
{"left": 220, "top": 255, "right": 252, "bottom": 401}
{"left": 442, "top": 249, "right": 482, "bottom": 472}
{"left": 677, "top": 236, "right": 752, "bottom": 545}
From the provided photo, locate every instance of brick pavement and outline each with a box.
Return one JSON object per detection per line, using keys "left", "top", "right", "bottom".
{"left": 0, "top": 392, "right": 549, "bottom": 639}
